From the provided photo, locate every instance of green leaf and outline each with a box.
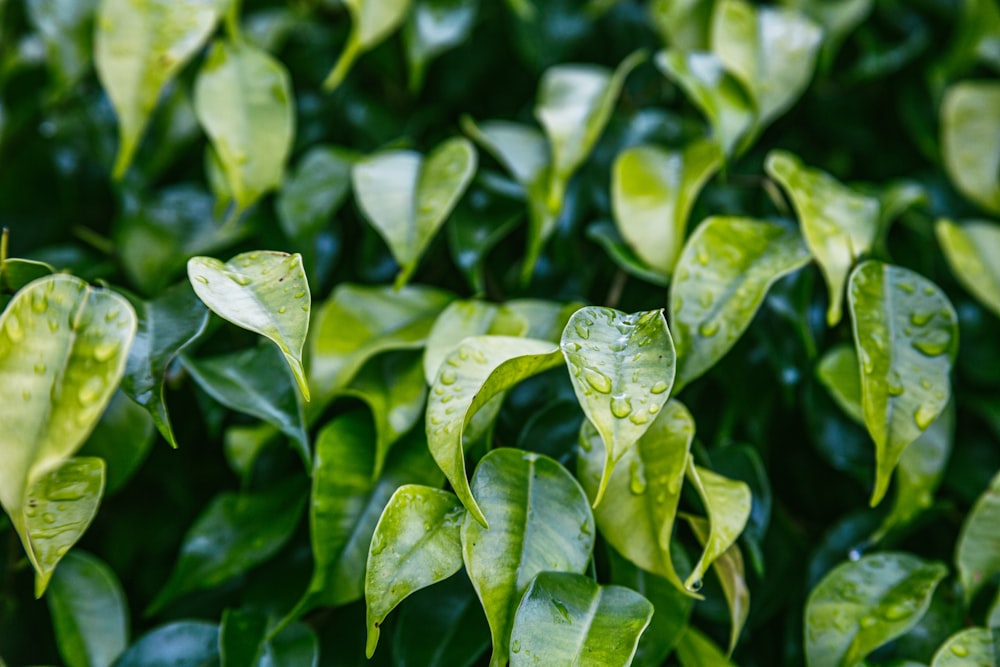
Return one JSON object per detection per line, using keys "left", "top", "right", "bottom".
{"left": 685, "top": 515, "right": 750, "bottom": 655}
{"left": 25, "top": 0, "right": 97, "bottom": 95}
{"left": 611, "top": 140, "right": 722, "bottom": 276}
{"left": 956, "top": 470, "right": 1000, "bottom": 605}
{"left": 684, "top": 460, "right": 752, "bottom": 592}
{"left": 508, "top": 571, "right": 653, "bottom": 666}
{"left": 766, "top": 150, "right": 880, "bottom": 326}
{"left": 224, "top": 423, "right": 277, "bottom": 482}
{"left": 423, "top": 299, "right": 529, "bottom": 383}
{"left": 181, "top": 345, "right": 310, "bottom": 467}
{"left": 427, "top": 336, "right": 563, "bottom": 526}
{"left": 505, "top": 299, "right": 580, "bottom": 343}
{"left": 780, "top": 0, "right": 872, "bottom": 71}
{"left": 941, "top": 81, "right": 1000, "bottom": 215}
{"left": 847, "top": 260, "right": 959, "bottom": 506}
{"left": 352, "top": 137, "right": 477, "bottom": 288}
{"left": 817, "top": 343, "right": 866, "bottom": 424}
{"left": 393, "top": 574, "right": 490, "bottom": 666}
{"left": 930, "top": 628, "right": 998, "bottom": 666}
{"left": 670, "top": 216, "right": 811, "bottom": 388}
{"left": 79, "top": 389, "right": 155, "bottom": 493}
{"left": 586, "top": 222, "right": 671, "bottom": 287}
{"left": 577, "top": 399, "right": 695, "bottom": 594}
{"left": 188, "top": 251, "right": 311, "bottom": 401}
{"left": 804, "top": 552, "right": 948, "bottom": 667}
{"left": 462, "top": 449, "right": 595, "bottom": 667}
{"left": 221, "top": 608, "right": 268, "bottom": 667}
{"left": 148, "top": 479, "right": 307, "bottom": 615}
{"left": 365, "top": 485, "right": 465, "bottom": 657}
{"left": 116, "top": 622, "right": 219, "bottom": 667}
{"left": 194, "top": 40, "right": 294, "bottom": 215}
{"left": 649, "top": 0, "right": 712, "bottom": 50}
{"left": 121, "top": 281, "right": 210, "bottom": 448}
{"left": 276, "top": 146, "right": 355, "bottom": 242}
{"left": 309, "top": 283, "right": 453, "bottom": 398}
{"left": 654, "top": 50, "right": 756, "bottom": 157}
{"left": 323, "top": 0, "right": 413, "bottom": 91}
{"left": 1, "top": 258, "right": 54, "bottom": 294}
{"left": 561, "top": 307, "right": 676, "bottom": 506}
{"left": 47, "top": 550, "right": 129, "bottom": 667}
{"left": 675, "top": 626, "right": 736, "bottom": 667}
{"left": 94, "top": 0, "right": 224, "bottom": 178}
{"left": 261, "top": 623, "right": 319, "bottom": 667}
{"left": 935, "top": 219, "right": 1000, "bottom": 319}
{"left": 403, "top": 0, "right": 477, "bottom": 92}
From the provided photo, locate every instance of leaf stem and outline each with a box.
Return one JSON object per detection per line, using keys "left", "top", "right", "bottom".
{"left": 224, "top": 0, "right": 243, "bottom": 43}
{"left": 72, "top": 225, "right": 115, "bottom": 255}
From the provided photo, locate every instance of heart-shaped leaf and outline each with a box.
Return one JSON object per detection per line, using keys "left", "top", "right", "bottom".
{"left": 427, "top": 336, "right": 563, "bottom": 526}
{"left": 324, "top": 0, "right": 412, "bottom": 90}
{"left": 847, "top": 260, "right": 958, "bottom": 506}
{"left": 930, "top": 628, "right": 998, "bottom": 666}
{"left": 116, "top": 622, "right": 219, "bottom": 667}
{"left": 941, "top": 81, "right": 1000, "bottom": 215}
{"left": 683, "top": 460, "right": 752, "bottom": 592}
{"left": 561, "top": 307, "right": 676, "bottom": 506}
{"left": 423, "top": 299, "right": 528, "bottom": 383}
{"left": 508, "top": 571, "right": 653, "bottom": 666}
{"left": 188, "top": 251, "right": 311, "bottom": 400}
{"left": 365, "top": 485, "right": 465, "bottom": 657}
{"left": 766, "top": 150, "right": 880, "bottom": 326}
{"left": 685, "top": 515, "right": 749, "bottom": 655}
{"left": 804, "top": 552, "right": 947, "bottom": 667}
{"left": 403, "top": 0, "right": 477, "bottom": 92}
{"left": 670, "top": 216, "right": 811, "bottom": 388}
{"left": 956, "top": 470, "right": 1000, "bottom": 605}
{"left": 462, "top": 449, "right": 594, "bottom": 667}
{"left": 353, "top": 137, "right": 477, "bottom": 288}
{"left": 935, "top": 218, "right": 1000, "bottom": 319}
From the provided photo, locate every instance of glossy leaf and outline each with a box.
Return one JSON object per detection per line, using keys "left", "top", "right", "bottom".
{"left": 116, "top": 622, "right": 219, "bottom": 667}
{"left": 188, "top": 251, "right": 311, "bottom": 400}
{"left": 427, "top": 335, "right": 563, "bottom": 526}
{"left": 577, "top": 400, "right": 695, "bottom": 593}
{"left": 276, "top": 146, "right": 355, "bottom": 242}
{"left": 587, "top": 222, "right": 671, "bottom": 287}
{"left": 94, "top": 0, "right": 224, "bottom": 178}
{"left": 324, "top": 0, "right": 412, "bottom": 91}
{"left": 941, "top": 81, "right": 1000, "bottom": 215}
{"left": 935, "top": 219, "right": 1000, "bottom": 318}
{"left": 675, "top": 627, "right": 736, "bottom": 667}
{"left": 352, "top": 137, "right": 477, "bottom": 288}
{"left": 365, "top": 485, "right": 465, "bottom": 657}
{"left": 804, "top": 552, "right": 948, "bottom": 667}
{"left": 561, "top": 307, "right": 676, "bottom": 506}
{"left": 847, "top": 261, "right": 958, "bottom": 506}
{"left": 611, "top": 140, "right": 723, "bottom": 276}
{"left": 47, "top": 550, "right": 129, "bottom": 667}
{"left": 930, "top": 627, "right": 997, "bottom": 666}
{"left": 403, "top": 0, "right": 478, "bottom": 92}
{"left": 670, "top": 216, "right": 811, "bottom": 388}
{"left": 148, "top": 479, "right": 307, "bottom": 614}
{"left": 423, "top": 299, "right": 528, "bottom": 383}
{"left": 1, "top": 258, "right": 54, "bottom": 294}
{"left": 121, "top": 281, "right": 210, "bottom": 447}
{"left": 817, "top": 343, "right": 866, "bottom": 424}
{"left": 220, "top": 610, "right": 318, "bottom": 667}
{"left": 684, "top": 460, "right": 752, "bottom": 592}
{"left": 686, "top": 515, "right": 749, "bottom": 655}
{"left": 766, "top": 150, "right": 880, "bottom": 326}
{"left": 79, "top": 389, "right": 155, "bottom": 493}
{"left": 462, "top": 449, "right": 594, "bottom": 667}
{"left": 956, "top": 470, "right": 1000, "bottom": 605}
{"left": 508, "top": 571, "right": 652, "bottom": 666}
{"left": 505, "top": 299, "right": 580, "bottom": 343}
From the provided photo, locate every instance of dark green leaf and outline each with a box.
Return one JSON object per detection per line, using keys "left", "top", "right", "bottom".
{"left": 116, "top": 622, "right": 220, "bottom": 667}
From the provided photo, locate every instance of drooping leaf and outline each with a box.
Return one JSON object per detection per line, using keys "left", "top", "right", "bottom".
{"left": 685, "top": 515, "right": 750, "bottom": 656}
{"left": 561, "top": 307, "right": 676, "bottom": 506}
{"left": 576, "top": 400, "right": 695, "bottom": 593}
{"left": 47, "top": 550, "right": 129, "bottom": 667}
{"left": 148, "top": 479, "right": 307, "bottom": 614}
{"left": 365, "top": 485, "right": 465, "bottom": 657}
{"left": 116, "top": 622, "right": 219, "bottom": 667}
{"left": 427, "top": 336, "right": 563, "bottom": 526}
{"left": 120, "top": 281, "right": 210, "bottom": 447}
{"left": 956, "top": 470, "right": 1000, "bottom": 605}
{"left": 276, "top": 146, "right": 355, "bottom": 242}
{"left": 817, "top": 343, "right": 866, "bottom": 424}
{"left": 930, "top": 627, "right": 998, "bottom": 667}
{"left": 683, "top": 460, "right": 752, "bottom": 592}
{"left": 403, "top": 0, "right": 478, "bottom": 92}
{"left": 670, "top": 216, "right": 811, "bottom": 388}
{"left": 462, "top": 449, "right": 595, "bottom": 667}
{"left": 352, "top": 138, "right": 476, "bottom": 288}
{"left": 935, "top": 219, "right": 1000, "bottom": 319}
{"left": 941, "top": 81, "right": 1000, "bottom": 215}
{"left": 79, "top": 389, "right": 155, "bottom": 493}
{"left": 323, "top": 0, "right": 413, "bottom": 91}
{"left": 766, "top": 150, "right": 880, "bottom": 326}
{"left": 423, "top": 299, "right": 528, "bottom": 383}
{"left": 611, "top": 140, "right": 722, "bottom": 276}
{"left": 392, "top": 574, "right": 491, "bottom": 667}
{"left": 804, "top": 552, "right": 948, "bottom": 667}
{"left": 94, "top": 0, "right": 225, "bottom": 178}
{"left": 188, "top": 251, "right": 311, "bottom": 400}
{"left": 847, "top": 260, "right": 958, "bottom": 506}
{"left": 675, "top": 626, "right": 736, "bottom": 667}
{"left": 508, "top": 571, "right": 652, "bottom": 666}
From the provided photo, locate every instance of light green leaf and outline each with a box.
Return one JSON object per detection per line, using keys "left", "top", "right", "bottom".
{"left": 148, "top": 479, "right": 307, "bottom": 615}
{"left": 323, "top": 0, "right": 412, "bottom": 91}
{"left": 116, "top": 622, "right": 219, "bottom": 667}
{"left": 586, "top": 222, "right": 671, "bottom": 287}
{"left": 649, "top": 0, "right": 712, "bottom": 50}
{"left": 505, "top": 299, "right": 580, "bottom": 342}
{"left": 654, "top": 50, "right": 756, "bottom": 157}
{"left": 403, "top": 0, "right": 477, "bottom": 92}
{"left": 423, "top": 299, "right": 529, "bottom": 383}
{"left": 670, "top": 216, "right": 811, "bottom": 388}
{"left": 79, "top": 389, "right": 155, "bottom": 494}
{"left": 956, "top": 470, "right": 1000, "bottom": 605}
{"left": 194, "top": 40, "right": 294, "bottom": 215}
{"left": 780, "top": 0, "right": 872, "bottom": 70}
{"left": 847, "top": 260, "right": 958, "bottom": 506}
{"left": 805, "top": 552, "right": 948, "bottom": 667}
{"left": 188, "top": 251, "right": 311, "bottom": 400}
{"left": 675, "top": 626, "right": 736, "bottom": 667}
{"left": 684, "top": 460, "right": 752, "bottom": 592}
{"left": 309, "top": 283, "right": 453, "bottom": 398}
{"left": 710, "top": 0, "right": 822, "bottom": 127}
{"left": 462, "top": 449, "right": 595, "bottom": 667}
{"left": 47, "top": 550, "right": 129, "bottom": 667}
{"left": 611, "top": 140, "right": 722, "bottom": 276}
{"left": 766, "top": 150, "right": 880, "bottom": 326}
{"left": 685, "top": 515, "right": 750, "bottom": 655}
{"left": 427, "top": 336, "right": 563, "bottom": 526}
{"left": 576, "top": 400, "right": 696, "bottom": 594}
{"left": 508, "top": 571, "right": 652, "bottom": 666}
{"left": 95, "top": 0, "right": 224, "bottom": 178}
{"left": 25, "top": 0, "right": 97, "bottom": 94}
{"left": 817, "top": 343, "right": 866, "bottom": 424}
{"left": 121, "top": 281, "right": 210, "bottom": 447}
{"left": 941, "top": 81, "right": 1000, "bottom": 215}
{"left": 365, "top": 485, "right": 465, "bottom": 657}
{"left": 930, "top": 628, "right": 997, "bottom": 666}
{"left": 353, "top": 137, "right": 477, "bottom": 288}
{"left": 935, "top": 219, "right": 1000, "bottom": 319}
{"left": 276, "top": 146, "right": 355, "bottom": 242}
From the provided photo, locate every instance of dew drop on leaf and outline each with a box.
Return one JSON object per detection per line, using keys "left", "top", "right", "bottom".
{"left": 698, "top": 321, "right": 719, "bottom": 337}
{"left": 583, "top": 367, "right": 612, "bottom": 393}
{"left": 650, "top": 380, "right": 668, "bottom": 394}
{"left": 610, "top": 394, "right": 632, "bottom": 418}
{"left": 629, "top": 459, "right": 647, "bottom": 495}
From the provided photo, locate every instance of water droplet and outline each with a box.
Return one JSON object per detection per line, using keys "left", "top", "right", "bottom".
{"left": 629, "top": 459, "right": 647, "bottom": 495}
{"left": 648, "top": 403, "right": 659, "bottom": 415}
{"left": 912, "top": 333, "right": 950, "bottom": 356}
{"left": 511, "top": 640, "right": 521, "bottom": 654}
{"left": 371, "top": 534, "right": 387, "bottom": 555}
{"left": 859, "top": 616, "right": 877, "bottom": 629}
{"left": 583, "top": 368, "right": 612, "bottom": 394}
{"left": 950, "top": 644, "right": 969, "bottom": 657}
{"left": 923, "top": 285, "right": 935, "bottom": 296}
{"left": 573, "top": 322, "right": 590, "bottom": 339}
{"left": 919, "top": 378, "right": 932, "bottom": 390}
{"left": 699, "top": 321, "right": 719, "bottom": 337}
{"left": 94, "top": 340, "right": 119, "bottom": 362}
{"left": 42, "top": 512, "right": 56, "bottom": 524}
{"left": 611, "top": 394, "right": 632, "bottom": 418}
{"left": 22, "top": 389, "right": 31, "bottom": 401}
{"left": 194, "top": 275, "right": 209, "bottom": 284}
{"left": 78, "top": 376, "right": 104, "bottom": 405}
{"left": 897, "top": 281, "right": 915, "bottom": 294}
{"left": 301, "top": 305, "right": 309, "bottom": 312}
{"left": 34, "top": 363, "right": 46, "bottom": 374}
{"left": 31, "top": 294, "right": 47, "bottom": 313}
{"left": 914, "top": 404, "right": 937, "bottom": 430}
{"left": 686, "top": 579, "right": 703, "bottom": 593}
{"left": 566, "top": 342, "right": 581, "bottom": 352}
{"left": 233, "top": 275, "right": 252, "bottom": 286}
{"left": 886, "top": 371, "right": 904, "bottom": 396}
{"left": 472, "top": 349, "right": 488, "bottom": 364}
{"left": 294, "top": 291, "right": 306, "bottom": 299}
{"left": 650, "top": 381, "right": 668, "bottom": 394}
{"left": 440, "top": 370, "right": 457, "bottom": 385}
{"left": 699, "top": 291, "right": 714, "bottom": 308}
{"left": 551, "top": 599, "right": 571, "bottom": 623}
{"left": 278, "top": 306, "right": 286, "bottom": 314}
{"left": 580, "top": 520, "right": 592, "bottom": 536}
{"left": 696, "top": 247, "right": 709, "bottom": 266}
{"left": 883, "top": 604, "right": 909, "bottom": 620}
{"left": 458, "top": 347, "right": 470, "bottom": 361}
{"left": 629, "top": 411, "right": 649, "bottom": 425}
{"left": 4, "top": 315, "right": 25, "bottom": 343}
{"left": 848, "top": 548, "right": 862, "bottom": 561}
{"left": 910, "top": 311, "right": 933, "bottom": 326}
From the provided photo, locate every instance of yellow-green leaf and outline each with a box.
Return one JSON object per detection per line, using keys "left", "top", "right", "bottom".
{"left": 683, "top": 460, "right": 752, "bottom": 592}
{"left": 956, "top": 470, "right": 1000, "bottom": 605}
{"left": 324, "top": 0, "right": 412, "bottom": 91}
{"left": 941, "top": 81, "right": 1000, "bottom": 215}
{"left": 935, "top": 218, "right": 1000, "bottom": 319}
